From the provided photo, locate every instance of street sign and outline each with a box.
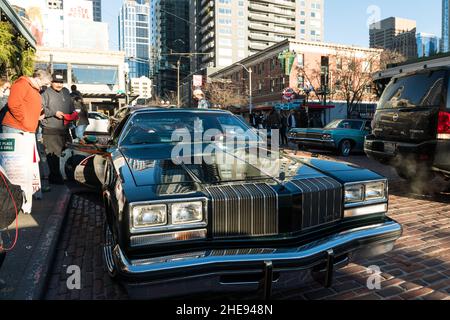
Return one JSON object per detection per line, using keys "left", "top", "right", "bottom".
{"left": 193, "top": 75, "right": 203, "bottom": 87}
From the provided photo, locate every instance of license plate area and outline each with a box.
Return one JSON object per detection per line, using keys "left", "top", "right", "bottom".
{"left": 383, "top": 142, "right": 397, "bottom": 155}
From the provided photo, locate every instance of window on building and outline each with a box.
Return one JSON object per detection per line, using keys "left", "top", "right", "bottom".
{"left": 72, "top": 65, "right": 119, "bottom": 85}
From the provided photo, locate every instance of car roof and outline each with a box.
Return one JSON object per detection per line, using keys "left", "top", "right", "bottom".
{"left": 392, "top": 66, "right": 450, "bottom": 80}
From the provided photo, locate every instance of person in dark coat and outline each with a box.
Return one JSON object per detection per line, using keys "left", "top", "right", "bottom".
{"left": 280, "top": 111, "right": 289, "bottom": 146}
{"left": 41, "top": 74, "right": 75, "bottom": 184}
{"left": 75, "top": 99, "right": 89, "bottom": 140}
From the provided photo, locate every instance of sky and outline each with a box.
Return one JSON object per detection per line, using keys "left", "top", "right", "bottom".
{"left": 102, "top": 0, "right": 442, "bottom": 51}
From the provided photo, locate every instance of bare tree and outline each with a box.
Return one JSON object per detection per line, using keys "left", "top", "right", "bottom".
{"left": 204, "top": 79, "right": 248, "bottom": 109}
{"left": 379, "top": 49, "right": 407, "bottom": 70}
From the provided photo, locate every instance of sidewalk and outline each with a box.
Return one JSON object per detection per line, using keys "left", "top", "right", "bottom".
{"left": 0, "top": 185, "right": 71, "bottom": 300}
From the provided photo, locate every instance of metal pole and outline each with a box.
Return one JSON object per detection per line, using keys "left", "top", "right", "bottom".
{"left": 177, "top": 59, "right": 180, "bottom": 107}
{"left": 249, "top": 68, "right": 253, "bottom": 114}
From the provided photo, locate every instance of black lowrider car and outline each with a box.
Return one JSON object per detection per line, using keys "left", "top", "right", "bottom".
{"left": 99, "top": 108, "right": 402, "bottom": 299}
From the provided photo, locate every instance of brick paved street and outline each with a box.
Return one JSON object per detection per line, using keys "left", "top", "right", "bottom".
{"left": 44, "top": 154, "right": 450, "bottom": 300}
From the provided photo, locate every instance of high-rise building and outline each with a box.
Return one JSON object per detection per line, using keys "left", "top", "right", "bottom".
{"left": 10, "top": 0, "right": 108, "bottom": 50}
{"left": 190, "top": 0, "right": 324, "bottom": 72}
{"left": 87, "top": 0, "right": 102, "bottom": 22}
{"left": 118, "top": 0, "right": 151, "bottom": 79}
{"left": 417, "top": 33, "right": 439, "bottom": 58}
{"left": 442, "top": 0, "right": 450, "bottom": 53}
{"left": 151, "top": 0, "right": 190, "bottom": 98}
{"left": 369, "top": 17, "right": 417, "bottom": 59}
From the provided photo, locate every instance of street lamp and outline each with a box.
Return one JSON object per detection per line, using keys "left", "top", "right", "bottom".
{"left": 236, "top": 63, "right": 253, "bottom": 114}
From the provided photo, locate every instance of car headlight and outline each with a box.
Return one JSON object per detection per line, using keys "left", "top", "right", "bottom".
{"left": 344, "top": 180, "right": 388, "bottom": 217}
{"left": 132, "top": 204, "right": 167, "bottom": 228}
{"left": 344, "top": 184, "right": 364, "bottom": 203}
{"left": 171, "top": 202, "right": 203, "bottom": 224}
{"left": 365, "top": 181, "right": 386, "bottom": 200}
{"left": 322, "top": 133, "right": 332, "bottom": 140}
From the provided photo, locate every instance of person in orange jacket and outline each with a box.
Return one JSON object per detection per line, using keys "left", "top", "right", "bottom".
{"left": 1, "top": 70, "right": 52, "bottom": 134}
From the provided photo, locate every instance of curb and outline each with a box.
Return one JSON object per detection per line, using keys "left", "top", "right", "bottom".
{"left": 13, "top": 187, "right": 72, "bottom": 300}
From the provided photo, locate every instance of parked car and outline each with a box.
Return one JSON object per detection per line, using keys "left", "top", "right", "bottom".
{"left": 365, "top": 67, "right": 450, "bottom": 184}
{"left": 85, "top": 112, "right": 110, "bottom": 135}
{"left": 77, "top": 108, "right": 401, "bottom": 299}
{"left": 288, "top": 119, "right": 372, "bottom": 156}
{"left": 109, "top": 105, "right": 157, "bottom": 135}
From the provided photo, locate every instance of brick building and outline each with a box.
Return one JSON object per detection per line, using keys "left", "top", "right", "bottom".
{"left": 209, "top": 39, "right": 383, "bottom": 114}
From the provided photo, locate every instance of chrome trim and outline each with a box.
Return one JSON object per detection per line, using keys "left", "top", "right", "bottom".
{"left": 289, "top": 177, "right": 342, "bottom": 229}
{"left": 344, "top": 203, "right": 388, "bottom": 218}
{"left": 111, "top": 220, "right": 402, "bottom": 275}
{"left": 129, "top": 197, "right": 208, "bottom": 234}
{"left": 288, "top": 137, "right": 335, "bottom": 143}
{"left": 130, "top": 229, "right": 207, "bottom": 247}
{"left": 205, "top": 183, "right": 278, "bottom": 238}
{"left": 344, "top": 179, "right": 388, "bottom": 208}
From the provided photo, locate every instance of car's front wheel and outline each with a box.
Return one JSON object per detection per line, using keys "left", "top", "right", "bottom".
{"left": 103, "top": 218, "right": 118, "bottom": 278}
{"left": 339, "top": 140, "right": 352, "bottom": 157}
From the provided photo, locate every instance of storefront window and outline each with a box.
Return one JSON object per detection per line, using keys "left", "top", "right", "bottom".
{"left": 72, "top": 65, "right": 118, "bottom": 85}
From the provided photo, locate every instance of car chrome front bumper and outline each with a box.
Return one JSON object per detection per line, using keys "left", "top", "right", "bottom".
{"left": 289, "top": 137, "right": 336, "bottom": 149}
{"left": 111, "top": 219, "right": 402, "bottom": 299}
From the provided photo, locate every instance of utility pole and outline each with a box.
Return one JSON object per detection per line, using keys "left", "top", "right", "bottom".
{"left": 177, "top": 59, "right": 181, "bottom": 107}
{"left": 236, "top": 63, "right": 253, "bottom": 114}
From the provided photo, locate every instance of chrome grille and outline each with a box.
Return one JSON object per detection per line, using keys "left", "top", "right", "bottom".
{"left": 296, "top": 132, "right": 323, "bottom": 140}
{"left": 205, "top": 183, "right": 278, "bottom": 239}
{"left": 289, "top": 177, "right": 342, "bottom": 229}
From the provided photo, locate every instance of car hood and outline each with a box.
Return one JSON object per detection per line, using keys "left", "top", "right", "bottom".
{"left": 119, "top": 143, "right": 344, "bottom": 187}
{"left": 120, "top": 144, "right": 342, "bottom": 186}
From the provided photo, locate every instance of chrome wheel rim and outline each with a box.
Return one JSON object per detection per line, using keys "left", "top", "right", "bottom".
{"left": 342, "top": 141, "right": 351, "bottom": 156}
{"left": 103, "top": 221, "right": 116, "bottom": 275}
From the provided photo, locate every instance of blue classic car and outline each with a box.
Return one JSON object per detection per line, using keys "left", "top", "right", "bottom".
{"left": 288, "top": 119, "right": 372, "bottom": 157}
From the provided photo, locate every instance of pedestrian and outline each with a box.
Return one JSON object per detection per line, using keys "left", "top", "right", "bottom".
{"left": 0, "top": 79, "right": 11, "bottom": 125}
{"left": 75, "top": 98, "right": 89, "bottom": 141}
{"left": 0, "top": 79, "right": 11, "bottom": 110}
{"left": 288, "top": 109, "right": 298, "bottom": 129}
{"left": 193, "top": 89, "right": 210, "bottom": 109}
{"left": 0, "top": 69, "right": 52, "bottom": 214}
{"left": 70, "top": 84, "right": 82, "bottom": 99}
{"left": 280, "top": 111, "right": 289, "bottom": 146}
{"left": 41, "top": 74, "right": 75, "bottom": 185}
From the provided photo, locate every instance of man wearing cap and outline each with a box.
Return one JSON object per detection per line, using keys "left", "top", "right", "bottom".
{"left": 41, "top": 74, "right": 75, "bottom": 184}
{"left": 193, "top": 89, "right": 210, "bottom": 109}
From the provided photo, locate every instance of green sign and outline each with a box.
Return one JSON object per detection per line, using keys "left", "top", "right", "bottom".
{"left": 0, "top": 139, "right": 15, "bottom": 152}
{"left": 278, "top": 50, "right": 296, "bottom": 76}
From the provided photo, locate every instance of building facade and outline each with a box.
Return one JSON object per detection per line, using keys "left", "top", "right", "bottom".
{"left": 88, "top": 0, "right": 102, "bottom": 22}
{"left": 190, "top": 0, "right": 324, "bottom": 73}
{"left": 442, "top": 0, "right": 450, "bottom": 53}
{"left": 370, "top": 17, "right": 417, "bottom": 59}
{"left": 118, "top": 0, "right": 151, "bottom": 79}
{"left": 151, "top": 0, "right": 190, "bottom": 98}
{"left": 131, "top": 76, "right": 153, "bottom": 100}
{"left": 35, "top": 47, "right": 127, "bottom": 114}
{"left": 417, "top": 33, "right": 439, "bottom": 58}
{"left": 10, "top": 0, "right": 108, "bottom": 50}
{"left": 209, "top": 39, "right": 382, "bottom": 117}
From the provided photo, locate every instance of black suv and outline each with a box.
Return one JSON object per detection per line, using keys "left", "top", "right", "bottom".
{"left": 365, "top": 67, "right": 450, "bottom": 184}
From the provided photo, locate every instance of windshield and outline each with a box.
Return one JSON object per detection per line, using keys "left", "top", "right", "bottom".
{"left": 120, "top": 111, "right": 260, "bottom": 146}
{"left": 325, "top": 119, "right": 363, "bottom": 130}
{"left": 378, "top": 70, "right": 446, "bottom": 109}
{"left": 89, "top": 113, "right": 109, "bottom": 120}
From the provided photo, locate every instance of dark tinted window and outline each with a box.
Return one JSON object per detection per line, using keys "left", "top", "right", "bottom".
{"left": 378, "top": 70, "right": 446, "bottom": 109}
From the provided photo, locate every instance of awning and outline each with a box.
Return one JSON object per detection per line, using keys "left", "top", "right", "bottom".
{"left": 0, "top": 1, "right": 36, "bottom": 49}
{"left": 303, "top": 103, "right": 335, "bottom": 109}
{"left": 82, "top": 93, "right": 139, "bottom": 102}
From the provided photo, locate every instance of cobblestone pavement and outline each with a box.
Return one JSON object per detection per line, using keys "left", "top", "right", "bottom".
{"left": 44, "top": 155, "right": 450, "bottom": 300}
